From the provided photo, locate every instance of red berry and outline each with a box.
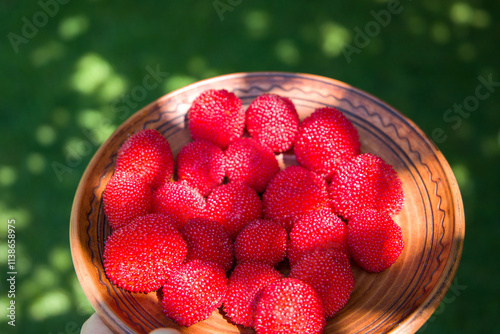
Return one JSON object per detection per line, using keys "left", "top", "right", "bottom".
{"left": 103, "top": 214, "right": 187, "bottom": 293}
{"left": 161, "top": 260, "right": 227, "bottom": 326}
{"left": 152, "top": 181, "right": 206, "bottom": 229}
{"left": 263, "top": 166, "right": 329, "bottom": 231}
{"left": 188, "top": 89, "right": 245, "bottom": 149}
{"left": 246, "top": 93, "right": 299, "bottom": 153}
{"left": 177, "top": 140, "right": 225, "bottom": 197}
{"left": 288, "top": 208, "right": 348, "bottom": 265}
{"left": 225, "top": 138, "right": 280, "bottom": 193}
{"left": 289, "top": 248, "right": 354, "bottom": 318}
{"left": 329, "top": 153, "right": 405, "bottom": 220}
{"left": 254, "top": 278, "right": 326, "bottom": 334}
{"left": 224, "top": 262, "right": 283, "bottom": 327}
{"left": 294, "top": 107, "right": 360, "bottom": 180}
{"left": 103, "top": 171, "right": 152, "bottom": 230}
{"left": 115, "top": 129, "right": 174, "bottom": 189}
{"left": 181, "top": 218, "right": 234, "bottom": 272}
{"left": 205, "top": 182, "right": 263, "bottom": 238}
{"left": 347, "top": 209, "right": 405, "bottom": 272}
{"left": 235, "top": 219, "right": 288, "bottom": 266}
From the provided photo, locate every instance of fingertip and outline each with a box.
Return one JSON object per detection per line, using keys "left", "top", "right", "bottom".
{"left": 150, "top": 329, "right": 181, "bottom": 334}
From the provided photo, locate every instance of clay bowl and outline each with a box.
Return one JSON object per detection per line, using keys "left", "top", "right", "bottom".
{"left": 70, "top": 72, "right": 465, "bottom": 333}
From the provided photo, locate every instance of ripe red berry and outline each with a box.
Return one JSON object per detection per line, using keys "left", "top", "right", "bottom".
{"left": 254, "top": 278, "right": 326, "bottom": 334}
{"left": 103, "top": 171, "right": 152, "bottom": 230}
{"left": 329, "top": 153, "right": 405, "bottom": 220}
{"left": 225, "top": 138, "right": 280, "bottom": 193}
{"left": 151, "top": 181, "right": 206, "bottom": 229}
{"left": 347, "top": 209, "right": 405, "bottom": 272}
{"left": 263, "top": 166, "right": 329, "bottom": 231}
{"left": 289, "top": 248, "right": 354, "bottom": 318}
{"left": 224, "top": 262, "right": 283, "bottom": 327}
{"left": 288, "top": 208, "right": 348, "bottom": 266}
{"left": 161, "top": 260, "right": 227, "bottom": 326}
{"left": 246, "top": 93, "right": 300, "bottom": 153}
{"left": 115, "top": 129, "right": 174, "bottom": 189}
{"left": 181, "top": 218, "right": 234, "bottom": 272}
{"left": 294, "top": 107, "right": 360, "bottom": 180}
{"left": 188, "top": 89, "right": 245, "bottom": 149}
{"left": 235, "top": 219, "right": 288, "bottom": 266}
{"left": 103, "top": 214, "right": 187, "bottom": 293}
{"left": 177, "top": 140, "right": 225, "bottom": 197}
{"left": 205, "top": 182, "right": 263, "bottom": 238}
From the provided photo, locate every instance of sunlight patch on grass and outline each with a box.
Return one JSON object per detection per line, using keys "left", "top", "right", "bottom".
{"left": 30, "top": 41, "right": 65, "bottom": 67}
{"left": 0, "top": 203, "right": 31, "bottom": 234}
{"left": 244, "top": 10, "right": 270, "bottom": 39}
{"left": 431, "top": 22, "right": 450, "bottom": 44}
{"left": 98, "top": 74, "right": 127, "bottom": 103}
{"left": 450, "top": 2, "right": 473, "bottom": 25}
{"left": 49, "top": 247, "right": 73, "bottom": 273}
{"left": 187, "top": 56, "right": 208, "bottom": 76}
{"left": 71, "top": 275, "right": 95, "bottom": 317}
{"left": 30, "top": 289, "right": 71, "bottom": 321}
{"left": 51, "top": 108, "right": 71, "bottom": 127}
{"left": 35, "top": 124, "right": 57, "bottom": 146}
{"left": 471, "top": 9, "right": 491, "bottom": 29}
{"left": 26, "top": 152, "right": 47, "bottom": 174}
{"left": 59, "top": 15, "right": 89, "bottom": 40}
{"left": 0, "top": 166, "right": 17, "bottom": 187}
{"left": 275, "top": 39, "right": 300, "bottom": 66}
{"left": 164, "top": 75, "right": 197, "bottom": 93}
{"left": 449, "top": 2, "right": 489, "bottom": 28}
{"left": 22, "top": 265, "right": 60, "bottom": 297}
{"left": 71, "top": 53, "right": 113, "bottom": 95}
{"left": 321, "top": 21, "right": 350, "bottom": 58}
{"left": 451, "top": 163, "right": 473, "bottom": 195}
{"left": 77, "top": 109, "right": 104, "bottom": 129}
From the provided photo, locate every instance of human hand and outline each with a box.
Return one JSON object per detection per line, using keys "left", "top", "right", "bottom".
{"left": 81, "top": 313, "right": 181, "bottom": 334}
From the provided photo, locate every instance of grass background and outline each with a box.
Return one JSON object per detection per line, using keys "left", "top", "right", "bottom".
{"left": 1, "top": 0, "right": 499, "bottom": 333}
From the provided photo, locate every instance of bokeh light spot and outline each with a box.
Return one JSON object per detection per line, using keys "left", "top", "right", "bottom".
{"left": 187, "top": 56, "right": 208, "bottom": 76}
{"left": 452, "top": 163, "right": 473, "bottom": 195}
{"left": 51, "top": 108, "right": 71, "bottom": 127}
{"left": 450, "top": 2, "right": 474, "bottom": 25}
{"left": 26, "top": 152, "right": 47, "bottom": 174}
{"left": 471, "top": 9, "right": 490, "bottom": 29}
{"left": 431, "top": 22, "right": 450, "bottom": 44}
{"left": 244, "top": 10, "right": 270, "bottom": 39}
{"left": 72, "top": 53, "right": 112, "bottom": 95}
{"left": 98, "top": 74, "right": 127, "bottom": 103}
{"left": 0, "top": 166, "right": 17, "bottom": 187}
{"left": 23, "top": 265, "right": 60, "bottom": 297}
{"left": 35, "top": 124, "right": 57, "bottom": 146}
{"left": 275, "top": 39, "right": 300, "bottom": 66}
{"left": 59, "top": 15, "right": 89, "bottom": 40}
{"left": 49, "top": 247, "right": 73, "bottom": 273}
{"left": 321, "top": 21, "right": 350, "bottom": 57}
{"left": 29, "top": 289, "right": 71, "bottom": 321}
{"left": 164, "top": 75, "right": 197, "bottom": 93}
{"left": 30, "top": 41, "right": 65, "bottom": 67}
{"left": 77, "top": 109, "right": 103, "bottom": 129}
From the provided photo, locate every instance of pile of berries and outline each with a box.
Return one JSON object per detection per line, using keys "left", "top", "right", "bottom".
{"left": 102, "top": 90, "right": 405, "bottom": 333}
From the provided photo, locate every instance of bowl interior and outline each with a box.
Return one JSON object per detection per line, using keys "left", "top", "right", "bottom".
{"left": 70, "top": 72, "right": 464, "bottom": 334}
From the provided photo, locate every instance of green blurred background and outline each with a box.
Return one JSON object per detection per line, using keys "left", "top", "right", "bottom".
{"left": 1, "top": 0, "right": 499, "bottom": 333}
